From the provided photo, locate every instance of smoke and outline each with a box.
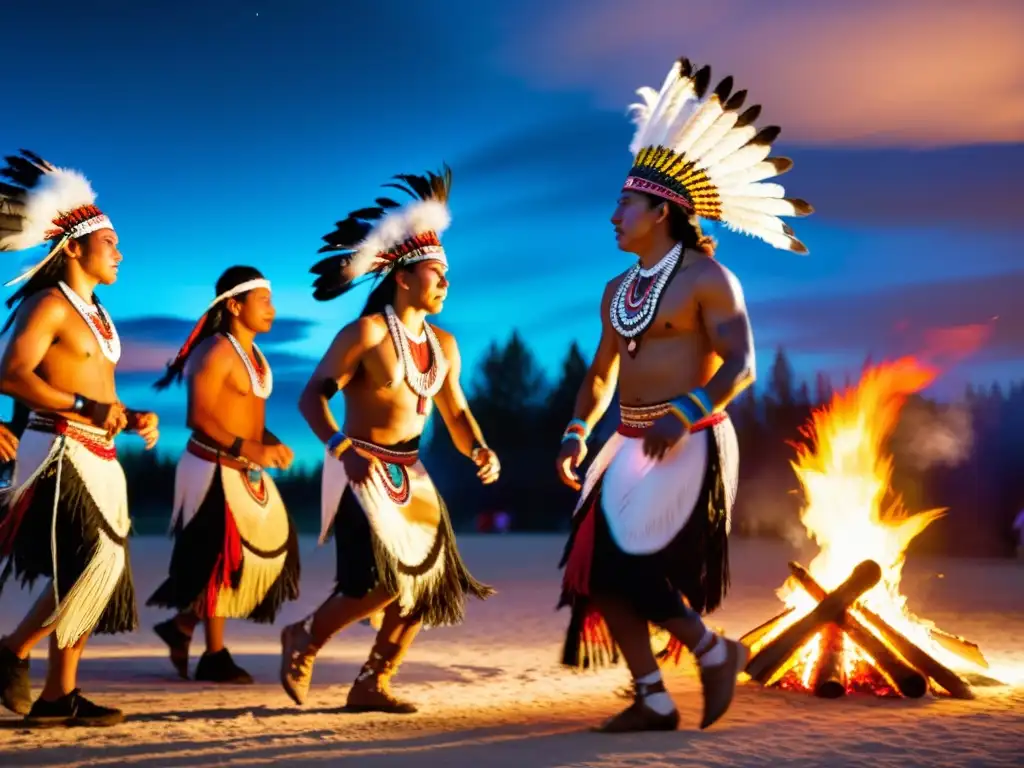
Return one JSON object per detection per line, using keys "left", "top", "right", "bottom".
{"left": 892, "top": 397, "right": 974, "bottom": 472}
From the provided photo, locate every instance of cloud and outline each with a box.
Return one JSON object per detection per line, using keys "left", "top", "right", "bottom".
{"left": 783, "top": 145, "right": 1024, "bottom": 228}
{"left": 118, "top": 341, "right": 179, "bottom": 374}
{"left": 498, "top": 0, "right": 1024, "bottom": 147}
{"left": 116, "top": 344, "right": 318, "bottom": 378}
{"left": 752, "top": 270, "right": 1023, "bottom": 363}
{"left": 455, "top": 113, "right": 1024, "bottom": 233}
{"left": 106, "top": 317, "right": 321, "bottom": 375}
{"left": 116, "top": 315, "right": 317, "bottom": 346}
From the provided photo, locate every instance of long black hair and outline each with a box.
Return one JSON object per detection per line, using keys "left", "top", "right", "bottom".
{"left": 153, "top": 265, "right": 265, "bottom": 390}
{"left": 643, "top": 193, "right": 717, "bottom": 257}
{"left": 1, "top": 239, "right": 107, "bottom": 335}
{"left": 359, "top": 265, "right": 415, "bottom": 318}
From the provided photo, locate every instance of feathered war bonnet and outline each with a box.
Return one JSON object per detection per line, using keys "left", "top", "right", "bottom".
{"left": 0, "top": 149, "right": 116, "bottom": 286}
{"left": 311, "top": 165, "right": 452, "bottom": 301}
{"left": 623, "top": 57, "right": 813, "bottom": 253}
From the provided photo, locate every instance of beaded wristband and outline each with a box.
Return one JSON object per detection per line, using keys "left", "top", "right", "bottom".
{"left": 562, "top": 418, "right": 590, "bottom": 443}
{"left": 327, "top": 431, "right": 352, "bottom": 458}
{"left": 668, "top": 388, "right": 713, "bottom": 428}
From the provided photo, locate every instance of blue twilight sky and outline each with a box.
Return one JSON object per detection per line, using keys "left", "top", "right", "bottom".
{"left": 1, "top": 0, "right": 1022, "bottom": 464}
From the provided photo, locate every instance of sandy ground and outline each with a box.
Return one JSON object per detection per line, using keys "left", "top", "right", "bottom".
{"left": 1, "top": 534, "right": 1022, "bottom": 767}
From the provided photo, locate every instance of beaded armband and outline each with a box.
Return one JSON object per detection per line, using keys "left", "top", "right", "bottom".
{"left": 327, "top": 431, "right": 352, "bottom": 458}
{"left": 561, "top": 418, "right": 590, "bottom": 444}
{"left": 668, "top": 388, "right": 714, "bottom": 429}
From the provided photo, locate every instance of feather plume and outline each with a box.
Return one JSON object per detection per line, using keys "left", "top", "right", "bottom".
{"left": 714, "top": 157, "right": 793, "bottom": 188}
{"left": 622, "top": 57, "right": 812, "bottom": 252}
{"left": 717, "top": 182, "right": 786, "bottom": 199}
{"left": 0, "top": 150, "right": 101, "bottom": 252}
{"left": 312, "top": 165, "right": 453, "bottom": 301}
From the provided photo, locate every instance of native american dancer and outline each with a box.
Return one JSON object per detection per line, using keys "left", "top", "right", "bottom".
{"left": 555, "top": 57, "right": 814, "bottom": 732}
{"left": 148, "top": 267, "right": 300, "bottom": 684}
{"left": 279, "top": 166, "right": 497, "bottom": 713}
{"left": 0, "top": 150, "right": 160, "bottom": 726}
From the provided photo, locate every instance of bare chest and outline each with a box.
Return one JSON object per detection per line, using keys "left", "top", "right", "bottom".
{"left": 52, "top": 314, "right": 118, "bottom": 365}
{"left": 222, "top": 350, "right": 272, "bottom": 400}
{"left": 361, "top": 337, "right": 406, "bottom": 393}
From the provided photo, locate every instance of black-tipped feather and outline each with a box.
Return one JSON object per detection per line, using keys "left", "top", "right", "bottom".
{"left": 0, "top": 181, "right": 24, "bottom": 199}
{"left": 678, "top": 57, "right": 693, "bottom": 78}
{"left": 693, "top": 65, "right": 712, "bottom": 99}
{"left": 751, "top": 125, "right": 781, "bottom": 146}
{"left": 769, "top": 157, "right": 794, "bottom": 175}
{"left": 787, "top": 198, "right": 814, "bottom": 216}
{"left": 383, "top": 182, "right": 414, "bottom": 198}
{"left": 713, "top": 76, "right": 733, "bottom": 103}
{"left": 724, "top": 89, "right": 747, "bottom": 111}
{"left": 18, "top": 149, "right": 51, "bottom": 169}
{"left": 736, "top": 105, "right": 762, "bottom": 128}
{"left": 1, "top": 151, "right": 52, "bottom": 191}
{"left": 312, "top": 164, "right": 453, "bottom": 301}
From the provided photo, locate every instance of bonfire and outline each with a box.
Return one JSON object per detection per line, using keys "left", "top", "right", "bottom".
{"left": 741, "top": 358, "right": 989, "bottom": 699}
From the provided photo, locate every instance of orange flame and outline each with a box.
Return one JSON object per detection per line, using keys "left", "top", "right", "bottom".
{"left": 752, "top": 357, "right": 988, "bottom": 694}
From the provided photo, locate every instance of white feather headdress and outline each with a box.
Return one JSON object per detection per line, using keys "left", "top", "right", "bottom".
{"left": 0, "top": 150, "right": 115, "bottom": 286}
{"left": 311, "top": 166, "right": 452, "bottom": 301}
{"left": 623, "top": 58, "right": 813, "bottom": 253}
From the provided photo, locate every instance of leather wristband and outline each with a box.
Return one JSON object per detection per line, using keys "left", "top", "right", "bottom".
{"left": 124, "top": 408, "right": 145, "bottom": 432}
{"left": 72, "top": 393, "right": 111, "bottom": 426}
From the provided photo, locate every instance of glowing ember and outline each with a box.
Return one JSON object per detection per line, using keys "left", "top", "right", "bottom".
{"left": 744, "top": 357, "right": 990, "bottom": 697}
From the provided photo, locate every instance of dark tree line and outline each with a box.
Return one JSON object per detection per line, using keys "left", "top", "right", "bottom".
{"left": 119, "top": 338, "right": 1024, "bottom": 557}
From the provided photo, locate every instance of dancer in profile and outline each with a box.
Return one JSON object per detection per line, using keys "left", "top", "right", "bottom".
{"left": 555, "top": 57, "right": 813, "bottom": 732}
{"left": 0, "top": 149, "right": 159, "bottom": 726}
{"left": 149, "top": 266, "right": 300, "bottom": 684}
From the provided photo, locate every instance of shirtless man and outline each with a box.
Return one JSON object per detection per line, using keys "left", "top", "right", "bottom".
{"left": 280, "top": 166, "right": 497, "bottom": 712}
{"left": 0, "top": 150, "right": 159, "bottom": 725}
{"left": 149, "top": 266, "right": 299, "bottom": 684}
{"left": 555, "top": 57, "right": 814, "bottom": 732}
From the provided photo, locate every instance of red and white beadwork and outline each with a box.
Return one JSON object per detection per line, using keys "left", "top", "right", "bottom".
{"left": 373, "top": 459, "right": 412, "bottom": 505}
{"left": 241, "top": 468, "right": 269, "bottom": 505}
{"left": 610, "top": 243, "right": 681, "bottom": 352}
{"left": 384, "top": 305, "right": 446, "bottom": 413}
{"left": 58, "top": 281, "right": 121, "bottom": 364}
{"left": 225, "top": 333, "right": 273, "bottom": 399}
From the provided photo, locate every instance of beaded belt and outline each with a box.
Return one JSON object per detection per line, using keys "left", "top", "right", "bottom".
{"left": 187, "top": 435, "right": 263, "bottom": 476}
{"left": 348, "top": 436, "right": 420, "bottom": 466}
{"left": 618, "top": 402, "right": 726, "bottom": 438}
{"left": 27, "top": 413, "right": 116, "bottom": 460}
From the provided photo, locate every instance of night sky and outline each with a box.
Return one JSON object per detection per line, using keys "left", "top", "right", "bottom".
{"left": 2, "top": 0, "right": 1021, "bottom": 463}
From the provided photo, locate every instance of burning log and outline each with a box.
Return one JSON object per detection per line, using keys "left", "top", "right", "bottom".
{"left": 746, "top": 560, "right": 882, "bottom": 685}
{"left": 929, "top": 628, "right": 988, "bottom": 670}
{"left": 811, "top": 623, "right": 847, "bottom": 699}
{"left": 788, "top": 562, "right": 927, "bottom": 699}
{"left": 739, "top": 607, "right": 794, "bottom": 649}
{"left": 853, "top": 605, "right": 973, "bottom": 700}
